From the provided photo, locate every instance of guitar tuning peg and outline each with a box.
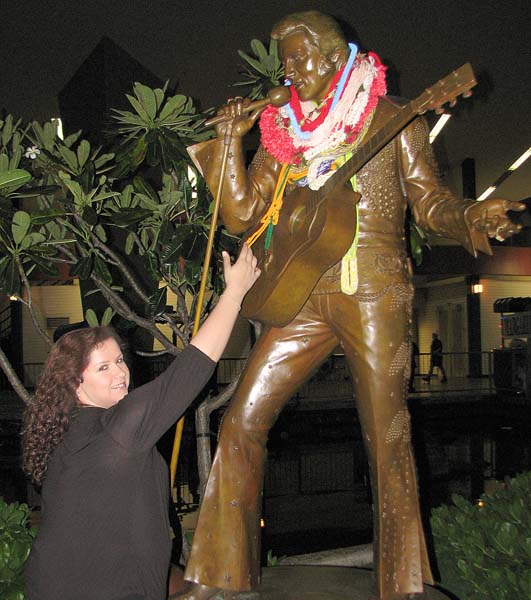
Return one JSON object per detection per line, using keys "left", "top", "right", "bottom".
{"left": 435, "top": 107, "right": 445, "bottom": 115}
{"left": 462, "top": 90, "right": 473, "bottom": 98}
{"left": 449, "top": 99, "right": 457, "bottom": 108}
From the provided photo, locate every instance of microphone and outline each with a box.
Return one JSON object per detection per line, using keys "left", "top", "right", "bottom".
{"left": 204, "top": 86, "right": 291, "bottom": 128}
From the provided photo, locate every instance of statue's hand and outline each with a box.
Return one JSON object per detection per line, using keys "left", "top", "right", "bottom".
{"left": 214, "top": 96, "right": 261, "bottom": 139}
{"left": 465, "top": 198, "right": 525, "bottom": 241}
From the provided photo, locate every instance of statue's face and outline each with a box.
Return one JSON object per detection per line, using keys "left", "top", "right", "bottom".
{"left": 279, "top": 30, "right": 338, "bottom": 103}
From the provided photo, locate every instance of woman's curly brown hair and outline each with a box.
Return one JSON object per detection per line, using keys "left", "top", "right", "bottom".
{"left": 22, "top": 326, "right": 122, "bottom": 487}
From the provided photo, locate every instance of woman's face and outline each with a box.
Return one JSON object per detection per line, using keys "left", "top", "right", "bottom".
{"left": 76, "top": 338, "right": 130, "bottom": 409}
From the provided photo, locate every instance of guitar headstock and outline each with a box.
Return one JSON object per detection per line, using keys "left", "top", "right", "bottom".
{"left": 414, "top": 63, "right": 477, "bottom": 116}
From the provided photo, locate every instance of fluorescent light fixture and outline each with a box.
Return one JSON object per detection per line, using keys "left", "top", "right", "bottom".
{"left": 51, "top": 117, "right": 64, "bottom": 140}
{"left": 477, "top": 186, "right": 496, "bottom": 201}
{"left": 508, "top": 146, "right": 531, "bottom": 171}
{"left": 429, "top": 114, "right": 451, "bottom": 144}
{"left": 472, "top": 283, "right": 483, "bottom": 294}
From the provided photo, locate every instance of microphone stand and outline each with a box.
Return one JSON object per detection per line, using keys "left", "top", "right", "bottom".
{"left": 169, "top": 121, "right": 235, "bottom": 490}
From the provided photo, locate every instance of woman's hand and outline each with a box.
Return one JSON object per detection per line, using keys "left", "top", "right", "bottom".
{"left": 191, "top": 245, "right": 260, "bottom": 361}
{"left": 222, "top": 244, "right": 261, "bottom": 305}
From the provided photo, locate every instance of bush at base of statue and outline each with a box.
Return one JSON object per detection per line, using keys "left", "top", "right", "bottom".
{"left": 0, "top": 498, "right": 36, "bottom": 600}
{"left": 431, "top": 471, "right": 531, "bottom": 600}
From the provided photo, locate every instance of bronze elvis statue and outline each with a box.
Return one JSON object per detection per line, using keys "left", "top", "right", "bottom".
{"left": 180, "top": 11, "right": 524, "bottom": 600}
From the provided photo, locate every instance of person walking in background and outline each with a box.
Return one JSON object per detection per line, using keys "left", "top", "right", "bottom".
{"left": 424, "top": 332, "right": 447, "bottom": 383}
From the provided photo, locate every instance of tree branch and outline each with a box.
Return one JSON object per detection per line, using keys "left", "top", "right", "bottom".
{"left": 195, "top": 375, "right": 241, "bottom": 495}
{"left": 0, "top": 345, "right": 31, "bottom": 405}
{"left": 15, "top": 256, "right": 53, "bottom": 348}
{"left": 78, "top": 216, "right": 151, "bottom": 305}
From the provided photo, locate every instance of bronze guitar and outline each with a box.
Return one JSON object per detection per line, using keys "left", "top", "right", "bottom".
{"left": 241, "top": 63, "right": 477, "bottom": 327}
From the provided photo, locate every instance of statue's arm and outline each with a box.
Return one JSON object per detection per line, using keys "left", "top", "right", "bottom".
{"left": 397, "top": 117, "right": 491, "bottom": 256}
{"left": 188, "top": 139, "right": 282, "bottom": 235}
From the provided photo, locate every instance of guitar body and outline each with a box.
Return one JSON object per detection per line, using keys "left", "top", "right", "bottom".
{"left": 241, "top": 184, "right": 361, "bottom": 327}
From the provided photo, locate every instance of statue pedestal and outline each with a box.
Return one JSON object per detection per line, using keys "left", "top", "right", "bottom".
{"left": 228, "top": 566, "right": 451, "bottom": 599}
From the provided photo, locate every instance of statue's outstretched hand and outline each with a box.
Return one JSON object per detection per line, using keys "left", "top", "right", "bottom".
{"left": 465, "top": 198, "right": 525, "bottom": 241}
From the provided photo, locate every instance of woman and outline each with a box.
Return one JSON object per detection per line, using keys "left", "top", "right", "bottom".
{"left": 23, "top": 246, "right": 259, "bottom": 600}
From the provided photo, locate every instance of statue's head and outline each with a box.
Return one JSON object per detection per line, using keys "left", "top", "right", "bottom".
{"left": 271, "top": 11, "right": 349, "bottom": 103}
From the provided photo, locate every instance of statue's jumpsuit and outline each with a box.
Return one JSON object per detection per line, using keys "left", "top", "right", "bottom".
{"left": 185, "top": 97, "right": 486, "bottom": 600}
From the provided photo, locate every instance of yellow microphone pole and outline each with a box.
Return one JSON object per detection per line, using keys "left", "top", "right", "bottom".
{"left": 169, "top": 122, "right": 234, "bottom": 490}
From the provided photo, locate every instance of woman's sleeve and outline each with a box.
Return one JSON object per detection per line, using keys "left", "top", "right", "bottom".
{"left": 102, "top": 345, "right": 216, "bottom": 451}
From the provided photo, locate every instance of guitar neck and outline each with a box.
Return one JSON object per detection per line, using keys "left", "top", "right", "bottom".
{"left": 321, "top": 100, "right": 419, "bottom": 196}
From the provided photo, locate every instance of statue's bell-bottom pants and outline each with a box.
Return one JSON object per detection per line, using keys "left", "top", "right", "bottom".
{"left": 185, "top": 287, "right": 434, "bottom": 600}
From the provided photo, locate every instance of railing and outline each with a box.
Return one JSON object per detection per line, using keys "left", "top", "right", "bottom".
{"left": 265, "top": 441, "right": 369, "bottom": 498}
{"left": 416, "top": 351, "right": 492, "bottom": 379}
{"left": 0, "top": 350, "right": 504, "bottom": 396}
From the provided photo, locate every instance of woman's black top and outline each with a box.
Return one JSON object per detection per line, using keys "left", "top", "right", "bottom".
{"left": 25, "top": 345, "right": 215, "bottom": 600}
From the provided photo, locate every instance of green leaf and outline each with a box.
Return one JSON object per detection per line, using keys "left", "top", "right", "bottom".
{"left": 1, "top": 114, "right": 14, "bottom": 146}
{"left": 101, "top": 307, "right": 115, "bottom": 326}
{"left": 93, "top": 256, "right": 112, "bottom": 284}
{"left": 69, "top": 255, "right": 93, "bottom": 279}
{"left": 158, "top": 94, "right": 188, "bottom": 122}
{"left": 58, "top": 145, "right": 79, "bottom": 172}
{"left": 2, "top": 259, "right": 20, "bottom": 296}
{"left": 59, "top": 173, "right": 84, "bottom": 203}
{"left": 0, "top": 169, "right": 32, "bottom": 192}
{"left": 76, "top": 139, "right": 91, "bottom": 169}
{"left": 30, "top": 254, "right": 59, "bottom": 277}
{"left": 108, "top": 207, "right": 153, "bottom": 227}
{"left": 134, "top": 83, "right": 158, "bottom": 121}
{"left": 77, "top": 161, "right": 95, "bottom": 194}
{"left": 133, "top": 175, "right": 159, "bottom": 203}
{"left": 93, "top": 153, "right": 115, "bottom": 169}
{"left": 63, "top": 130, "right": 82, "bottom": 148}
{"left": 30, "top": 208, "right": 68, "bottom": 225}
{"left": 126, "top": 93, "right": 151, "bottom": 124}
{"left": 85, "top": 308, "right": 99, "bottom": 327}
{"left": 12, "top": 184, "right": 60, "bottom": 199}
{"left": 19, "top": 232, "right": 46, "bottom": 250}
{"left": 237, "top": 50, "right": 268, "bottom": 77}
{"left": 0, "top": 153, "right": 9, "bottom": 172}
{"left": 12, "top": 211, "right": 31, "bottom": 244}
{"left": 250, "top": 39, "right": 268, "bottom": 61}
{"left": 94, "top": 224, "right": 107, "bottom": 242}
{"left": 9, "top": 145, "right": 22, "bottom": 170}
{"left": 125, "top": 232, "right": 135, "bottom": 255}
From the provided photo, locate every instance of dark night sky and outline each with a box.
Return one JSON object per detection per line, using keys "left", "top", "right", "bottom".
{"left": 1, "top": 0, "right": 530, "bottom": 200}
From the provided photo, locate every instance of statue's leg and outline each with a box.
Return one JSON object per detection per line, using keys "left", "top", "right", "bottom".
{"left": 331, "top": 286, "right": 433, "bottom": 600}
{"left": 184, "top": 297, "right": 338, "bottom": 592}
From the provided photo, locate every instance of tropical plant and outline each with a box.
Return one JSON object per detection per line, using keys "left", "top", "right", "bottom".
{"left": 431, "top": 471, "right": 531, "bottom": 600}
{"left": 233, "top": 39, "right": 284, "bottom": 100}
{"left": 0, "top": 82, "right": 239, "bottom": 407}
{"left": 0, "top": 497, "right": 36, "bottom": 600}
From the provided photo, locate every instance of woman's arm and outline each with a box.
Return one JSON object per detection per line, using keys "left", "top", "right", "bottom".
{"left": 191, "top": 244, "right": 260, "bottom": 361}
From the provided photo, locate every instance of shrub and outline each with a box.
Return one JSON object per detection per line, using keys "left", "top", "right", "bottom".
{"left": 431, "top": 471, "right": 531, "bottom": 600}
{"left": 0, "top": 497, "right": 36, "bottom": 600}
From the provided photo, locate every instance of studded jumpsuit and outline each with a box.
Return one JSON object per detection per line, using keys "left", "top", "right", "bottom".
{"left": 185, "top": 97, "right": 488, "bottom": 600}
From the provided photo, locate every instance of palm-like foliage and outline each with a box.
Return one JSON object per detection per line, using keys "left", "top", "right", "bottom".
{"left": 234, "top": 39, "right": 284, "bottom": 100}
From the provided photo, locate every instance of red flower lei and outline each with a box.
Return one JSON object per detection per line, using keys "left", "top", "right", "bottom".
{"left": 260, "top": 52, "right": 387, "bottom": 166}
